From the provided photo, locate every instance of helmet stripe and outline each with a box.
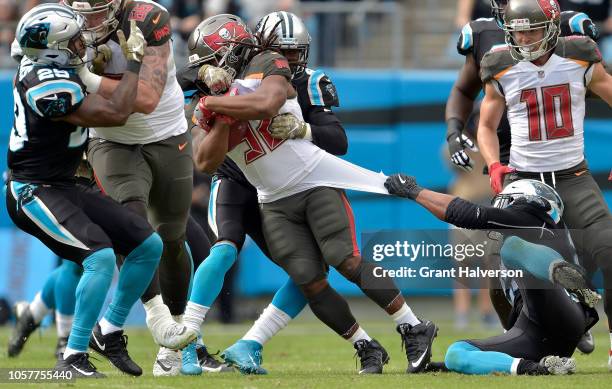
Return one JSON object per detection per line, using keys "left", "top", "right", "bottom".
{"left": 286, "top": 12, "right": 294, "bottom": 38}
{"left": 277, "top": 12, "right": 287, "bottom": 38}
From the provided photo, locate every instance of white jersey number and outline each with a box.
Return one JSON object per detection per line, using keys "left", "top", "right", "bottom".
{"left": 520, "top": 83, "right": 575, "bottom": 141}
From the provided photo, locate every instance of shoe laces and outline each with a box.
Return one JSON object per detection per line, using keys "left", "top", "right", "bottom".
{"left": 74, "top": 353, "right": 99, "bottom": 372}
{"left": 353, "top": 340, "right": 381, "bottom": 370}
{"left": 400, "top": 324, "right": 427, "bottom": 359}
{"left": 197, "top": 346, "right": 223, "bottom": 365}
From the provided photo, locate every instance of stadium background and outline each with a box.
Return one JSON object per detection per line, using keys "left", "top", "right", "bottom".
{"left": 0, "top": 0, "right": 610, "bottom": 328}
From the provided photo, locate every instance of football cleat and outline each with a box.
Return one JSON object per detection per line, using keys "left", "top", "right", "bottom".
{"left": 147, "top": 316, "right": 197, "bottom": 350}
{"left": 180, "top": 341, "right": 202, "bottom": 375}
{"left": 551, "top": 261, "right": 591, "bottom": 290}
{"left": 153, "top": 347, "right": 181, "bottom": 377}
{"left": 398, "top": 320, "right": 438, "bottom": 373}
{"left": 424, "top": 361, "right": 450, "bottom": 372}
{"left": 54, "top": 352, "right": 105, "bottom": 378}
{"left": 55, "top": 336, "right": 68, "bottom": 361}
{"left": 576, "top": 330, "right": 595, "bottom": 354}
{"left": 222, "top": 340, "right": 267, "bottom": 375}
{"left": 89, "top": 323, "right": 142, "bottom": 376}
{"left": 197, "top": 344, "right": 234, "bottom": 373}
{"left": 8, "top": 302, "right": 40, "bottom": 357}
{"left": 539, "top": 355, "right": 576, "bottom": 375}
{"left": 353, "top": 339, "right": 389, "bottom": 374}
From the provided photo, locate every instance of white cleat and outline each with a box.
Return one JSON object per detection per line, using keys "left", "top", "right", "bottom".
{"left": 149, "top": 319, "right": 197, "bottom": 350}
{"left": 540, "top": 355, "right": 576, "bottom": 375}
{"left": 153, "top": 347, "right": 181, "bottom": 377}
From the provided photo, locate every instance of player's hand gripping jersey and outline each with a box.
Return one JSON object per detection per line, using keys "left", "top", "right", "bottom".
{"left": 8, "top": 58, "right": 88, "bottom": 184}
{"left": 480, "top": 36, "right": 603, "bottom": 172}
{"left": 89, "top": 0, "right": 186, "bottom": 144}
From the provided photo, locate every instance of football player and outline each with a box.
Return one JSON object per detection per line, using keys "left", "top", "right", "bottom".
{"left": 61, "top": 0, "right": 198, "bottom": 373}
{"left": 176, "top": 12, "right": 347, "bottom": 375}
{"left": 186, "top": 15, "right": 438, "bottom": 376}
{"left": 476, "top": 0, "right": 612, "bottom": 367}
{"left": 385, "top": 174, "right": 600, "bottom": 375}
{"left": 7, "top": 4, "right": 159, "bottom": 378}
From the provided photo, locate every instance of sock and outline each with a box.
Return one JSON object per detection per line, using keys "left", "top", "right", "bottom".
{"left": 159, "top": 239, "right": 193, "bottom": 316}
{"left": 307, "top": 284, "right": 358, "bottom": 338}
{"left": 243, "top": 304, "right": 291, "bottom": 345}
{"left": 609, "top": 332, "right": 612, "bottom": 350}
{"left": 41, "top": 266, "right": 62, "bottom": 311}
{"left": 144, "top": 294, "right": 173, "bottom": 331}
{"left": 55, "top": 312, "right": 73, "bottom": 338}
{"left": 183, "top": 301, "right": 209, "bottom": 335}
{"left": 445, "top": 341, "right": 516, "bottom": 375}
{"left": 501, "top": 236, "right": 564, "bottom": 283}
{"left": 270, "top": 278, "right": 307, "bottom": 319}
{"left": 29, "top": 292, "right": 51, "bottom": 324}
{"left": 55, "top": 260, "right": 82, "bottom": 316}
{"left": 103, "top": 234, "right": 162, "bottom": 328}
{"left": 392, "top": 303, "right": 421, "bottom": 327}
{"left": 190, "top": 242, "right": 237, "bottom": 307}
{"left": 99, "top": 317, "right": 122, "bottom": 335}
{"left": 347, "top": 326, "right": 372, "bottom": 345}
{"left": 67, "top": 248, "right": 115, "bottom": 353}
{"left": 63, "top": 347, "right": 81, "bottom": 360}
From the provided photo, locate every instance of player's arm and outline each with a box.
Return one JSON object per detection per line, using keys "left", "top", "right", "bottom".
{"left": 477, "top": 82, "right": 505, "bottom": 167}
{"left": 308, "top": 107, "right": 348, "bottom": 155}
{"left": 587, "top": 62, "right": 612, "bottom": 106}
{"left": 446, "top": 55, "right": 483, "bottom": 138}
{"left": 193, "top": 121, "right": 231, "bottom": 174}
{"left": 204, "top": 75, "right": 289, "bottom": 120}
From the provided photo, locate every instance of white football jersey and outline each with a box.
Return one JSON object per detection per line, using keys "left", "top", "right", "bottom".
{"left": 89, "top": 39, "right": 187, "bottom": 144}
{"left": 226, "top": 79, "right": 326, "bottom": 202}
{"left": 497, "top": 54, "right": 593, "bottom": 172}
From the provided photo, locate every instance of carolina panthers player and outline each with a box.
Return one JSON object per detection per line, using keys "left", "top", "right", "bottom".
{"left": 385, "top": 174, "right": 599, "bottom": 375}
{"left": 176, "top": 12, "right": 347, "bottom": 375}
{"left": 61, "top": 0, "right": 198, "bottom": 372}
{"left": 446, "top": 0, "right": 600, "bottom": 354}
{"left": 189, "top": 14, "right": 438, "bottom": 376}
{"left": 7, "top": 4, "right": 160, "bottom": 378}
{"left": 477, "top": 0, "right": 612, "bottom": 368}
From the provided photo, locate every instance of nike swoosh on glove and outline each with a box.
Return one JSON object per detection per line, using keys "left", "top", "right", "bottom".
{"left": 384, "top": 174, "right": 423, "bottom": 200}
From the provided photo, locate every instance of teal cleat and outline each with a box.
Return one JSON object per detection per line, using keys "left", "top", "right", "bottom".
{"left": 180, "top": 342, "right": 202, "bottom": 375}
{"left": 221, "top": 340, "right": 268, "bottom": 375}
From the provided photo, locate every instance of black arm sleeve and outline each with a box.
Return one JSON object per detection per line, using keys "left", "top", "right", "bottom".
{"left": 307, "top": 106, "right": 348, "bottom": 156}
{"left": 177, "top": 65, "right": 201, "bottom": 92}
{"left": 444, "top": 197, "right": 544, "bottom": 230}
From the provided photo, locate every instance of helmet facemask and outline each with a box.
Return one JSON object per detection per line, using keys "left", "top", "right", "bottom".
{"left": 62, "top": 0, "right": 122, "bottom": 45}
{"left": 490, "top": 0, "right": 509, "bottom": 28}
{"left": 492, "top": 179, "right": 564, "bottom": 223}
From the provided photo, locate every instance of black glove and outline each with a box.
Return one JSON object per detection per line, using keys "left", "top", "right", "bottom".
{"left": 446, "top": 118, "right": 478, "bottom": 172}
{"left": 384, "top": 174, "right": 423, "bottom": 200}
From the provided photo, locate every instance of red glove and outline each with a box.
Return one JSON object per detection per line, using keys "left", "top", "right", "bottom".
{"left": 608, "top": 169, "right": 612, "bottom": 181}
{"left": 489, "top": 162, "right": 516, "bottom": 194}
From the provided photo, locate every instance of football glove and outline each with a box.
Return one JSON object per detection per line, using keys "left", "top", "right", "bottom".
{"left": 488, "top": 162, "right": 516, "bottom": 194}
{"left": 269, "top": 113, "right": 311, "bottom": 140}
{"left": 117, "top": 20, "right": 146, "bottom": 63}
{"left": 198, "top": 64, "right": 233, "bottom": 95}
{"left": 92, "top": 44, "right": 112, "bottom": 75}
{"left": 195, "top": 96, "right": 237, "bottom": 129}
{"left": 384, "top": 174, "right": 423, "bottom": 200}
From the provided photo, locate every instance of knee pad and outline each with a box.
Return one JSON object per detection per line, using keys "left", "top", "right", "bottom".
{"left": 83, "top": 248, "right": 115, "bottom": 278}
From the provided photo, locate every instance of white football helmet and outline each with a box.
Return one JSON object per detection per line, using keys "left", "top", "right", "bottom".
{"left": 493, "top": 179, "right": 564, "bottom": 223}
{"left": 16, "top": 4, "right": 89, "bottom": 67}
{"left": 61, "top": 0, "right": 123, "bottom": 44}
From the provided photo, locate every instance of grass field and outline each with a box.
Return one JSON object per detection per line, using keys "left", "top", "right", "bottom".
{"left": 1, "top": 299, "right": 611, "bottom": 389}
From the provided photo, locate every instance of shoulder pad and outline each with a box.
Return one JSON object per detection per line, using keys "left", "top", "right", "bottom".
{"left": 555, "top": 36, "right": 602, "bottom": 64}
{"left": 306, "top": 70, "right": 339, "bottom": 107}
{"left": 456, "top": 19, "right": 498, "bottom": 56}
{"left": 480, "top": 46, "right": 517, "bottom": 83}
{"left": 560, "top": 11, "right": 599, "bottom": 41}
{"left": 25, "top": 71, "right": 85, "bottom": 118}
{"left": 124, "top": 1, "right": 171, "bottom": 46}
{"left": 243, "top": 51, "right": 291, "bottom": 81}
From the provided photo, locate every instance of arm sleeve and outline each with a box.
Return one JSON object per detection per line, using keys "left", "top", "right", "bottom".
{"left": 444, "top": 197, "right": 544, "bottom": 230}
{"left": 307, "top": 106, "right": 348, "bottom": 156}
{"left": 177, "top": 65, "right": 201, "bottom": 92}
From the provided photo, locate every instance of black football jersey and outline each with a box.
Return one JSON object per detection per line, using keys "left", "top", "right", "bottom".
{"left": 456, "top": 11, "right": 598, "bottom": 164}
{"left": 8, "top": 58, "right": 88, "bottom": 185}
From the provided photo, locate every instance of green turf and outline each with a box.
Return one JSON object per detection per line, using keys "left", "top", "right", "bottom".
{"left": 0, "top": 320, "right": 611, "bottom": 389}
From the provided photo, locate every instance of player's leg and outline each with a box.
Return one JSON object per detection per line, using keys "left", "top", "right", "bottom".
{"left": 53, "top": 260, "right": 82, "bottom": 359}
{"left": 305, "top": 187, "right": 437, "bottom": 373}
{"left": 79, "top": 186, "right": 166, "bottom": 376}
{"left": 6, "top": 182, "right": 114, "bottom": 378}
{"left": 88, "top": 139, "right": 193, "bottom": 349}
{"left": 222, "top": 202, "right": 307, "bottom": 374}
{"left": 260, "top": 192, "right": 387, "bottom": 375}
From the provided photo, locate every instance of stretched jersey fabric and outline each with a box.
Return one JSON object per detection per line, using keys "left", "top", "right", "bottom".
{"left": 480, "top": 37, "right": 601, "bottom": 172}
{"left": 456, "top": 11, "right": 598, "bottom": 164}
{"left": 89, "top": 0, "right": 187, "bottom": 144}
{"left": 8, "top": 58, "right": 88, "bottom": 185}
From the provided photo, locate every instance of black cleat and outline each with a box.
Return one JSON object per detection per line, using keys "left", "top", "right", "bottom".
{"left": 8, "top": 302, "right": 40, "bottom": 357}
{"left": 424, "top": 361, "right": 450, "bottom": 373}
{"left": 197, "top": 345, "right": 234, "bottom": 373}
{"left": 576, "top": 330, "right": 595, "bottom": 354}
{"left": 353, "top": 339, "right": 389, "bottom": 374}
{"left": 55, "top": 336, "right": 68, "bottom": 361}
{"left": 398, "top": 320, "right": 438, "bottom": 373}
{"left": 89, "top": 323, "right": 142, "bottom": 376}
{"left": 54, "top": 352, "right": 106, "bottom": 378}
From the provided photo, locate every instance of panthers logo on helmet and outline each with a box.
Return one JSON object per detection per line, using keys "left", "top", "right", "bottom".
{"left": 20, "top": 23, "right": 50, "bottom": 49}
{"left": 538, "top": 0, "right": 560, "bottom": 20}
